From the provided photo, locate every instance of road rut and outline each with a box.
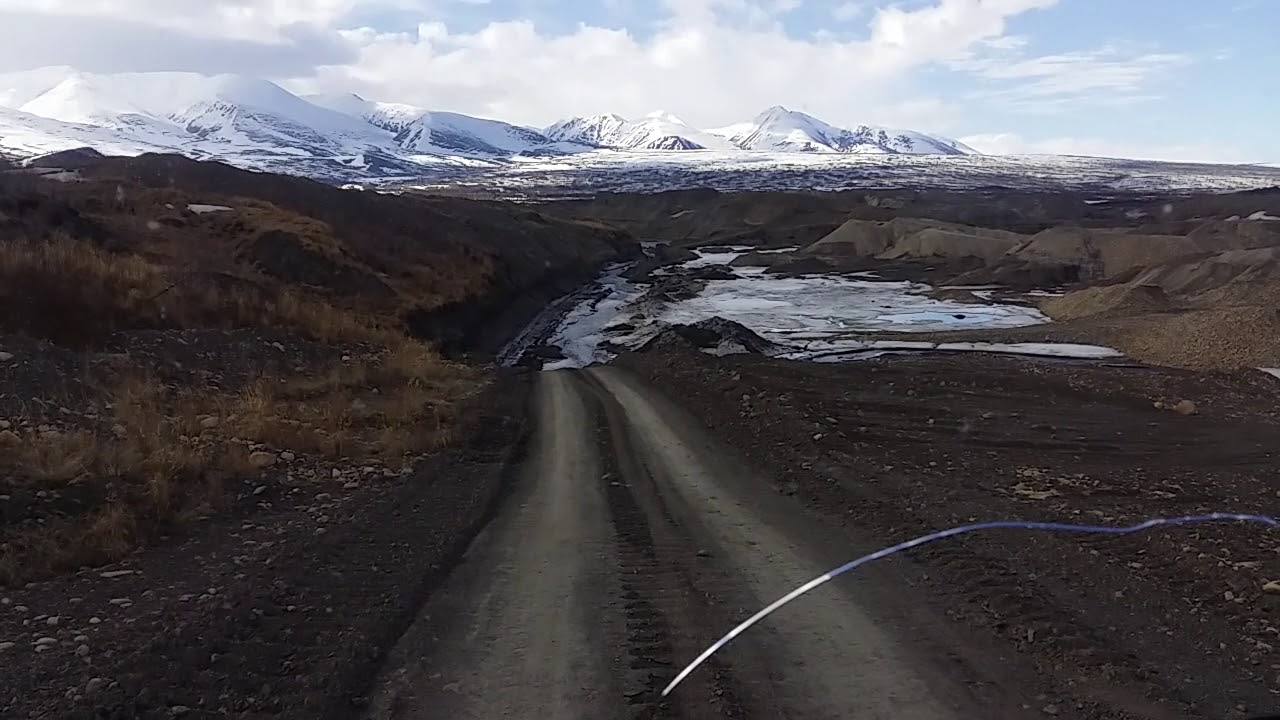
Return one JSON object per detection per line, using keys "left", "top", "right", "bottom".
{"left": 365, "top": 368, "right": 1038, "bottom": 719}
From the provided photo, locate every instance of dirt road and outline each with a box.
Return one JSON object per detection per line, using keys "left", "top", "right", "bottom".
{"left": 365, "top": 368, "right": 1043, "bottom": 719}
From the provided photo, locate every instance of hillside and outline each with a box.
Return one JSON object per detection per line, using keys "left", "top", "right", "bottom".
{"left": 93, "top": 156, "right": 630, "bottom": 345}
{"left": 0, "top": 150, "right": 637, "bottom": 584}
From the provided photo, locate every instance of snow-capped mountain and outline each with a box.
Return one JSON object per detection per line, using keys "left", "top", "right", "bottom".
{"left": 0, "top": 67, "right": 982, "bottom": 185}
{"left": 306, "top": 92, "right": 581, "bottom": 157}
{"left": 0, "top": 69, "right": 435, "bottom": 178}
{"left": 545, "top": 111, "right": 737, "bottom": 151}
{"left": 303, "top": 92, "right": 426, "bottom": 135}
{"left": 542, "top": 107, "right": 975, "bottom": 155}
{"left": 396, "top": 112, "right": 567, "bottom": 156}
{"left": 711, "top": 106, "right": 975, "bottom": 155}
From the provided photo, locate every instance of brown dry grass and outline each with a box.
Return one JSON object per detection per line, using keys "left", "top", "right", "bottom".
{"left": 0, "top": 234, "right": 404, "bottom": 347}
{"left": 0, "top": 346, "right": 476, "bottom": 585}
{"left": 0, "top": 233, "right": 478, "bottom": 584}
{"left": 230, "top": 344, "right": 472, "bottom": 462}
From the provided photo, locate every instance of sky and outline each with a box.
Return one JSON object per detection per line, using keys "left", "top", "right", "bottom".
{"left": 0, "top": 0, "right": 1273, "bottom": 163}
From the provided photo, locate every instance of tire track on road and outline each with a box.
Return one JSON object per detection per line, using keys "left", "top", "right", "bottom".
{"left": 361, "top": 372, "right": 624, "bottom": 720}
{"left": 590, "top": 365, "right": 1037, "bottom": 720}
{"left": 575, "top": 371, "right": 762, "bottom": 720}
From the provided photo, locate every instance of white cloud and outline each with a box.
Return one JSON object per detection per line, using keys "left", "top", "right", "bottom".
{"left": 4, "top": 0, "right": 1190, "bottom": 138}
{"left": 955, "top": 44, "right": 1191, "bottom": 111}
{"left": 0, "top": 0, "right": 1064, "bottom": 130}
{"left": 0, "top": 0, "right": 404, "bottom": 40}
{"left": 960, "top": 132, "right": 1254, "bottom": 164}
{"left": 291, "top": 0, "right": 1060, "bottom": 128}
{"left": 831, "top": 2, "right": 866, "bottom": 22}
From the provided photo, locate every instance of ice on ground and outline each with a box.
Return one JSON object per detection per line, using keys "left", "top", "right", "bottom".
{"left": 875, "top": 309, "right": 1034, "bottom": 328}
{"left": 654, "top": 275, "right": 1046, "bottom": 336}
{"left": 188, "top": 203, "right": 233, "bottom": 214}
{"left": 788, "top": 341, "right": 1122, "bottom": 362}
{"left": 682, "top": 246, "right": 753, "bottom": 268}
{"left": 936, "top": 342, "right": 1122, "bottom": 359}
{"left": 26, "top": 168, "right": 83, "bottom": 182}
{"left": 541, "top": 265, "right": 647, "bottom": 370}
{"left": 539, "top": 248, "right": 1117, "bottom": 369}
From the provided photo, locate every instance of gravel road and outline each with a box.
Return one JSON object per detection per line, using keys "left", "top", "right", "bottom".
{"left": 365, "top": 368, "right": 1042, "bottom": 719}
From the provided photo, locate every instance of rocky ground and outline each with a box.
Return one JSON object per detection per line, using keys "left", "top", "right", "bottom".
{"left": 620, "top": 344, "right": 1280, "bottom": 719}
{"left": 0, "top": 356, "right": 529, "bottom": 719}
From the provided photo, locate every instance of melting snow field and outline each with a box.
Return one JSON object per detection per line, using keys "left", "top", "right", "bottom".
{"left": 540, "top": 248, "right": 1119, "bottom": 369}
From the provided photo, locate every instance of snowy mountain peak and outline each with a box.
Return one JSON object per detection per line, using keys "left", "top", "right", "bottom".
{"left": 19, "top": 74, "right": 151, "bottom": 125}
{"left": 395, "top": 110, "right": 560, "bottom": 156}
{"left": 754, "top": 105, "right": 795, "bottom": 121}
{"left": 304, "top": 92, "right": 426, "bottom": 134}
{"left": 545, "top": 112, "right": 737, "bottom": 152}
{"left": 709, "top": 106, "right": 973, "bottom": 156}
{"left": 0, "top": 67, "right": 982, "bottom": 185}
{"left": 644, "top": 110, "right": 687, "bottom": 125}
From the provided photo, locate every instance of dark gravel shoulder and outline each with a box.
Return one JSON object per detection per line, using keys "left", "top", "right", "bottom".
{"left": 0, "top": 371, "right": 532, "bottom": 720}
{"left": 620, "top": 347, "right": 1280, "bottom": 720}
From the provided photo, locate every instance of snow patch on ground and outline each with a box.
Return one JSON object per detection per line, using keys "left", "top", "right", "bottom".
{"left": 1248, "top": 211, "right": 1280, "bottom": 221}
{"left": 35, "top": 169, "right": 82, "bottom": 182}
{"left": 798, "top": 340, "right": 1121, "bottom": 361}
{"left": 187, "top": 204, "right": 233, "bottom": 214}
{"left": 1258, "top": 368, "right": 1280, "bottom": 381}
{"left": 683, "top": 247, "right": 751, "bottom": 268}
{"left": 791, "top": 342, "right": 1122, "bottom": 362}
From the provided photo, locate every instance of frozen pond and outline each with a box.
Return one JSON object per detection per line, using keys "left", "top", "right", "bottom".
{"left": 654, "top": 276, "right": 1046, "bottom": 335}
{"left": 539, "top": 248, "right": 1118, "bottom": 369}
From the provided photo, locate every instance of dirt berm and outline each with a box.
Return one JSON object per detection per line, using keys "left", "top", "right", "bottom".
{"left": 544, "top": 187, "right": 1178, "bottom": 246}
{"left": 26, "top": 153, "right": 641, "bottom": 357}
{"left": 783, "top": 214, "right": 1280, "bottom": 289}
{"left": 802, "top": 217, "right": 1026, "bottom": 261}
{"left": 638, "top": 316, "right": 780, "bottom": 356}
{"left": 1037, "top": 245, "right": 1280, "bottom": 369}
{"left": 1013, "top": 224, "right": 1280, "bottom": 280}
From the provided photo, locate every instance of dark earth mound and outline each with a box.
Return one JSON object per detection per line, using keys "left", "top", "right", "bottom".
{"left": 640, "top": 317, "right": 779, "bottom": 355}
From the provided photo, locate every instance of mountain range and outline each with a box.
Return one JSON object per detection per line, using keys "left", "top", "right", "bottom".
{"left": 0, "top": 67, "right": 979, "bottom": 182}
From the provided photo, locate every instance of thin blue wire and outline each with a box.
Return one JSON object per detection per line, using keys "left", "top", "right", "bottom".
{"left": 662, "top": 512, "right": 1280, "bottom": 697}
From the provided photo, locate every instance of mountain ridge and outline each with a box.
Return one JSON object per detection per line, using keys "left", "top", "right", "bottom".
{"left": 0, "top": 67, "right": 979, "bottom": 183}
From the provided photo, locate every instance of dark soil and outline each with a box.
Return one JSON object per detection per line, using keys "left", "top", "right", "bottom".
{"left": 621, "top": 347, "right": 1280, "bottom": 720}
{"left": 0, "top": 372, "right": 531, "bottom": 719}
{"left": 242, "top": 230, "right": 394, "bottom": 299}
